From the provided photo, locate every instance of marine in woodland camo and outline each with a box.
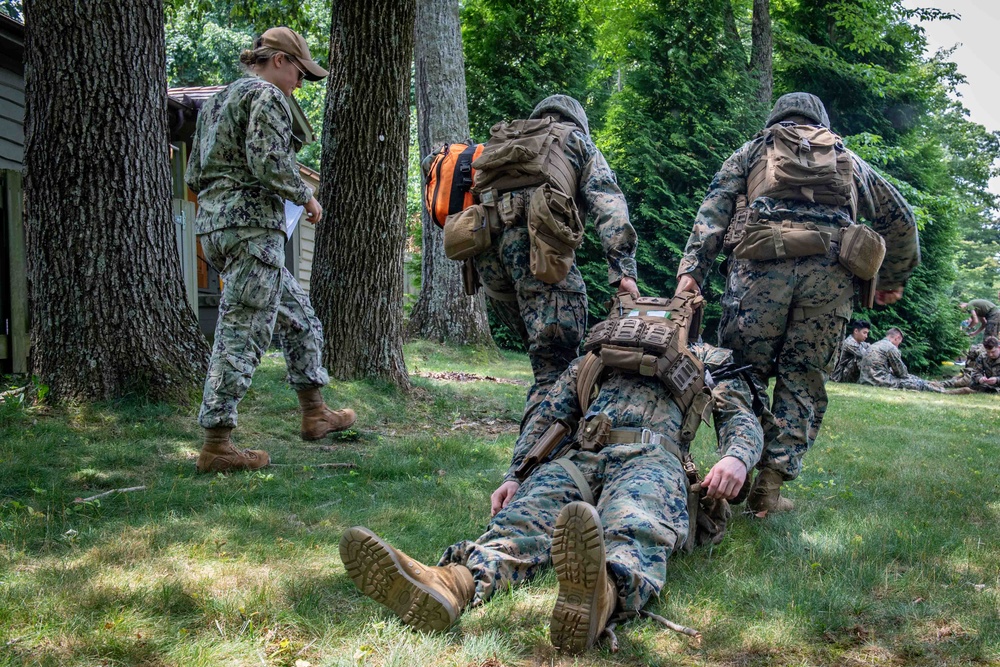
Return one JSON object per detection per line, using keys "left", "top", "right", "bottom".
{"left": 858, "top": 337, "right": 940, "bottom": 392}
{"left": 437, "top": 342, "right": 762, "bottom": 612}
{"left": 186, "top": 77, "right": 328, "bottom": 429}
{"left": 676, "top": 93, "right": 920, "bottom": 481}
{"left": 476, "top": 95, "right": 637, "bottom": 419}
{"left": 830, "top": 334, "right": 870, "bottom": 384}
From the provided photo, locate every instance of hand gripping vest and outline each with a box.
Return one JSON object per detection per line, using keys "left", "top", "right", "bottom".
{"left": 575, "top": 291, "right": 713, "bottom": 444}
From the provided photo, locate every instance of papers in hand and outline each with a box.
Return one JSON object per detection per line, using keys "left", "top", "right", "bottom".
{"left": 284, "top": 200, "right": 305, "bottom": 238}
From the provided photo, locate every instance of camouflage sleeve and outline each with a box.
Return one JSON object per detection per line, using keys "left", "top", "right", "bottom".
{"left": 695, "top": 344, "right": 763, "bottom": 472}
{"left": 676, "top": 144, "right": 751, "bottom": 285}
{"left": 887, "top": 345, "right": 908, "bottom": 378}
{"left": 184, "top": 114, "right": 205, "bottom": 194}
{"left": 246, "top": 87, "right": 313, "bottom": 206}
{"left": 504, "top": 359, "right": 583, "bottom": 483}
{"left": 853, "top": 157, "right": 920, "bottom": 290}
{"left": 572, "top": 133, "right": 638, "bottom": 285}
{"left": 970, "top": 358, "right": 985, "bottom": 384}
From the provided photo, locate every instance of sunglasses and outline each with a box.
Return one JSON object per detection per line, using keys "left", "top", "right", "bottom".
{"left": 286, "top": 55, "right": 307, "bottom": 82}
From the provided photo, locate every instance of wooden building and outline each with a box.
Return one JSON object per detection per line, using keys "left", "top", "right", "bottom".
{"left": 0, "top": 13, "right": 26, "bottom": 374}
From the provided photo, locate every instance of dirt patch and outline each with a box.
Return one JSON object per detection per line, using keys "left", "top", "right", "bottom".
{"left": 415, "top": 371, "right": 528, "bottom": 386}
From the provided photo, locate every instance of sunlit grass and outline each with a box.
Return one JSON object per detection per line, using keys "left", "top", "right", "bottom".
{"left": 0, "top": 344, "right": 997, "bottom": 665}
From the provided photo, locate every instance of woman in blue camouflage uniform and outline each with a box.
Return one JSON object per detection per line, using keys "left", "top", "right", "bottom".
{"left": 186, "top": 28, "right": 355, "bottom": 473}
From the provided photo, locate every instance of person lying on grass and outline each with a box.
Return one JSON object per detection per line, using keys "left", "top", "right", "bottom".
{"left": 340, "top": 291, "right": 762, "bottom": 654}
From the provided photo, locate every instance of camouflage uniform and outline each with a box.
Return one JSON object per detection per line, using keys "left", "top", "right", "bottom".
{"left": 859, "top": 338, "right": 941, "bottom": 392}
{"left": 830, "top": 335, "right": 869, "bottom": 383}
{"left": 969, "top": 349, "right": 1000, "bottom": 393}
{"left": 475, "top": 95, "right": 638, "bottom": 420}
{"left": 186, "top": 77, "right": 328, "bottom": 429}
{"left": 438, "top": 343, "right": 762, "bottom": 612}
{"left": 968, "top": 299, "right": 1000, "bottom": 338}
{"left": 677, "top": 93, "right": 919, "bottom": 481}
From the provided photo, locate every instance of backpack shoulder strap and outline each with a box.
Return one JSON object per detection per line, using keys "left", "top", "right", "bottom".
{"left": 576, "top": 352, "right": 605, "bottom": 412}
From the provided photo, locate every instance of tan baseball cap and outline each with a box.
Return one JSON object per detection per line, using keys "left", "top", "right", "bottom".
{"left": 258, "top": 27, "right": 328, "bottom": 81}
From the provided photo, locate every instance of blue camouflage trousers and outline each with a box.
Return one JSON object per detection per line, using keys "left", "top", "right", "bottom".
{"left": 474, "top": 227, "right": 588, "bottom": 421}
{"left": 198, "top": 227, "right": 330, "bottom": 429}
{"left": 439, "top": 440, "right": 689, "bottom": 613}
{"left": 718, "top": 243, "right": 852, "bottom": 480}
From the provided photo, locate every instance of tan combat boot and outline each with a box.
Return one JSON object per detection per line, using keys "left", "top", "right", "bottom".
{"left": 747, "top": 468, "right": 794, "bottom": 517}
{"left": 297, "top": 387, "right": 357, "bottom": 440}
{"left": 943, "top": 387, "right": 974, "bottom": 395}
{"left": 195, "top": 427, "right": 270, "bottom": 473}
{"left": 550, "top": 502, "right": 618, "bottom": 654}
{"left": 339, "top": 526, "right": 474, "bottom": 632}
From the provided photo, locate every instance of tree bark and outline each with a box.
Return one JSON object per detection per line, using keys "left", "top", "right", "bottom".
{"left": 407, "top": 0, "right": 494, "bottom": 346}
{"left": 22, "top": 0, "right": 208, "bottom": 403}
{"left": 312, "top": 0, "right": 415, "bottom": 388}
{"left": 750, "top": 0, "right": 773, "bottom": 109}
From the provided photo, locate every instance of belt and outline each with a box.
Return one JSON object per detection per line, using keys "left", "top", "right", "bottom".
{"left": 601, "top": 427, "right": 684, "bottom": 464}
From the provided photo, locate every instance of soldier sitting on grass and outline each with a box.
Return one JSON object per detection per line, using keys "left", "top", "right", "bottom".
{"left": 859, "top": 328, "right": 969, "bottom": 394}
{"left": 969, "top": 336, "right": 1000, "bottom": 393}
{"left": 339, "top": 292, "right": 762, "bottom": 654}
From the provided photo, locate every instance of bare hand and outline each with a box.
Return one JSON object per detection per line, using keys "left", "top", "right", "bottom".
{"left": 702, "top": 456, "right": 748, "bottom": 500}
{"left": 618, "top": 276, "right": 639, "bottom": 298}
{"left": 490, "top": 480, "right": 520, "bottom": 516}
{"left": 875, "top": 288, "right": 904, "bottom": 305}
{"left": 675, "top": 274, "right": 701, "bottom": 296}
{"left": 304, "top": 196, "right": 323, "bottom": 224}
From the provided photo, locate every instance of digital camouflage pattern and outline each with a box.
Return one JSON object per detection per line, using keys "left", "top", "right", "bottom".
{"left": 197, "top": 231, "right": 329, "bottom": 429}
{"left": 677, "top": 92, "right": 920, "bottom": 482}
{"left": 477, "top": 97, "right": 637, "bottom": 417}
{"left": 969, "top": 349, "right": 1000, "bottom": 392}
{"left": 830, "top": 334, "right": 870, "bottom": 383}
{"left": 438, "top": 343, "right": 762, "bottom": 613}
{"left": 858, "top": 337, "right": 941, "bottom": 392}
{"left": 186, "top": 77, "right": 312, "bottom": 235}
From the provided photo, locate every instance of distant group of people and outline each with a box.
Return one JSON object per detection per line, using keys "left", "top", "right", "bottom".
{"left": 832, "top": 309, "right": 1000, "bottom": 394}
{"left": 185, "top": 25, "right": 958, "bottom": 656}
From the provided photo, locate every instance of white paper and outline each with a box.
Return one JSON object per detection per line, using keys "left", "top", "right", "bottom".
{"left": 284, "top": 200, "right": 305, "bottom": 238}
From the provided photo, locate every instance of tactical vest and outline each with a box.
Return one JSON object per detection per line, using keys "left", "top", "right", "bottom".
{"left": 746, "top": 123, "right": 858, "bottom": 220}
{"left": 471, "top": 117, "right": 578, "bottom": 201}
{"left": 575, "top": 292, "right": 712, "bottom": 444}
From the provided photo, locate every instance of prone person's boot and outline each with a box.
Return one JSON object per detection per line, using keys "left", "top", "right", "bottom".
{"left": 196, "top": 427, "right": 270, "bottom": 473}
{"left": 297, "top": 387, "right": 357, "bottom": 441}
{"left": 340, "top": 526, "right": 474, "bottom": 632}
{"left": 550, "top": 502, "right": 618, "bottom": 654}
{"left": 747, "top": 468, "right": 794, "bottom": 517}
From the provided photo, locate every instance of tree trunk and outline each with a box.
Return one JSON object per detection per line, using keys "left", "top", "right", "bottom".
{"left": 312, "top": 0, "right": 415, "bottom": 388}
{"left": 22, "top": 0, "right": 208, "bottom": 403}
{"left": 407, "top": 0, "right": 494, "bottom": 346}
{"left": 750, "top": 0, "right": 773, "bottom": 109}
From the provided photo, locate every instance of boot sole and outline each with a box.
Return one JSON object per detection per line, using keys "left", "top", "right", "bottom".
{"left": 339, "top": 527, "right": 457, "bottom": 632}
{"left": 301, "top": 413, "right": 358, "bottom": 441}
{"left": 550, "top": 502, "right": 606, "bottom": 654}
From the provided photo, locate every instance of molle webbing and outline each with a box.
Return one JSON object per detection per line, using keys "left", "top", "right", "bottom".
{"left": 471, "top": 118, "right": 578, "bottom": 200}
{"left": 576, "top": 293, "right": 708, "bottom": 441}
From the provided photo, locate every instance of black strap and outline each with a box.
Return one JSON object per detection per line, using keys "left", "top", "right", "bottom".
{"left": 447, "top": 144, "right": 478, "bottom": 216}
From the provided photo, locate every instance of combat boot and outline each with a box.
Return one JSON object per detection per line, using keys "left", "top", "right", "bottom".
{"left": 339, "top": 526, "right": 474, "bottom": 632}
{"left": 943, "top": 387, "right": 974, "bottom": 395}
{"left": 747, "top": 468, "right": 794, "bottom": 517}
{"left": 196, "top": 427, "right": 270, "bottom": 473}
{"left": 297, "top": 387, "right": 357, "bottom": 440}
{"left": 550, "top": 502, "right": 618, "bottom": 654}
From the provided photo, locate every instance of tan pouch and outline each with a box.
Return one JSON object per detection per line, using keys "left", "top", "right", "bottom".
{"left": 443, "top": 204, "right": 492, "bottom": 261}
{"left": 733, "top": 221, "right": 831, "bottom": 261}
{"left": 838, "top": 223, "right": 885, "bottom": 280}
{"left": 527, "top": 183, "right": 584, "bottom": 283}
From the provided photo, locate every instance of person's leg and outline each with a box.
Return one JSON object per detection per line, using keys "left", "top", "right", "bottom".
{"left": 272, "top": 268, "right": 356, "bottom": 438}
{"left": 196, "top": 228, "right": 285, "bottom": 472}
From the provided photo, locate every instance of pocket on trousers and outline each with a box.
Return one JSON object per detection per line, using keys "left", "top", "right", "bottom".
{"left": 232, "top": 240, "right": 283, "bottom": 311}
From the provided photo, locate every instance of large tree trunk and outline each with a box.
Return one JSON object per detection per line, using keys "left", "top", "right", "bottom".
{"left": 750, "top": 0, "right": 773, "bottom": 109}
{"left": 22, "top": 0, "right": 208, "bottom": 403}
{"left": 312, "top": 0, "right": 415, "bottom": 388}
{"left": 407, "top": 0, "right": 494, "bottom": 346}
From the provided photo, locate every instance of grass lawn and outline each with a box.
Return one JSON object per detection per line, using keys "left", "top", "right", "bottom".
{"left": 1, "top": 340, "right": 998, "bottom": 666}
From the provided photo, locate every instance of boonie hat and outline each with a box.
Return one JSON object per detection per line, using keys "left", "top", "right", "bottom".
{"left": 258, "top": 27, "right": 328, "bottom": 81}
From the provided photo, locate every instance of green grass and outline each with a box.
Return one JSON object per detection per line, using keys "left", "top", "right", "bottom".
{"left": 1, "top": 342, "right": 998, "bottom": 666}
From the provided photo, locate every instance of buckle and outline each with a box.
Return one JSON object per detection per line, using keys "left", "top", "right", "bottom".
{"left": 640, "top": 428, "right": 662, "bottom": 446}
